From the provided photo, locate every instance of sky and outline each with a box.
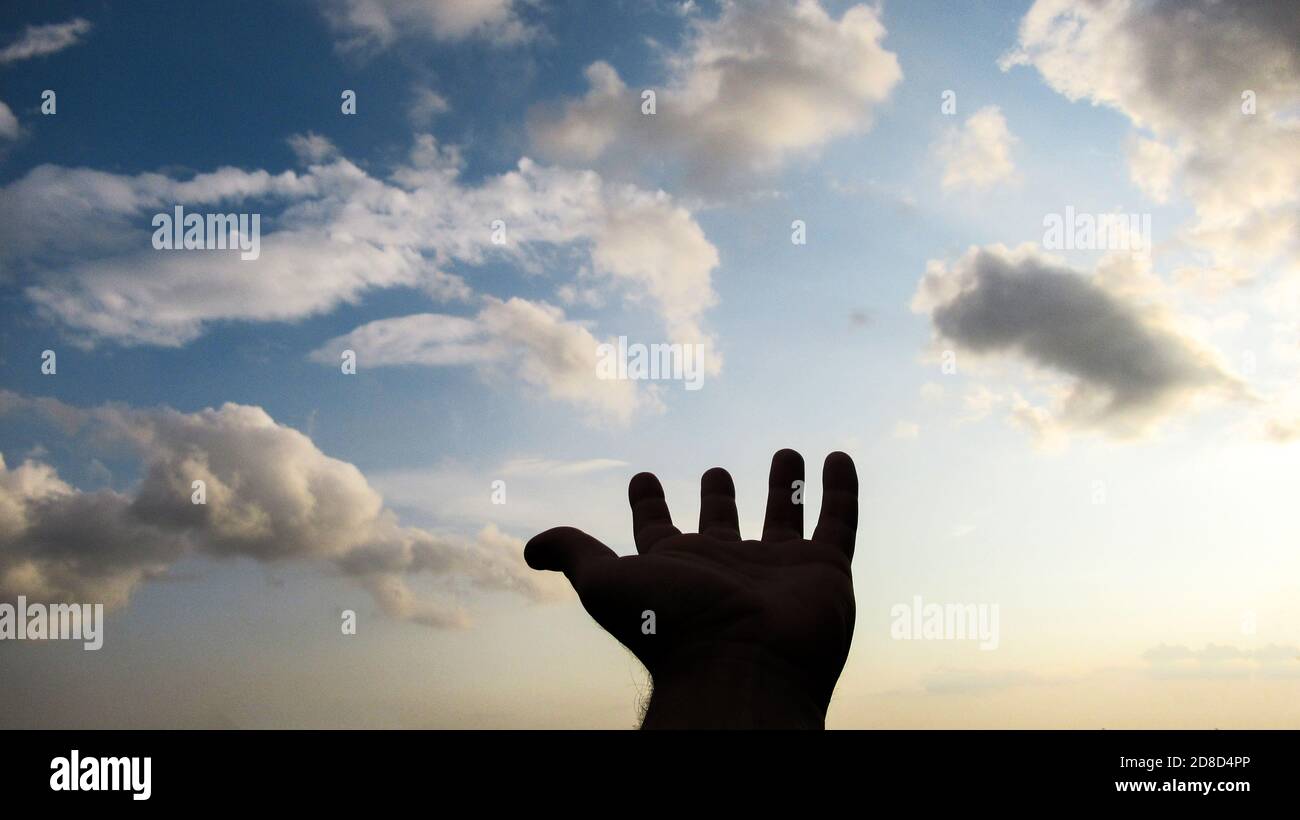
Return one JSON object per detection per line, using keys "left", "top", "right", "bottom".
{"left": 0, "top": 0, "right": 1298, "bottom": 728}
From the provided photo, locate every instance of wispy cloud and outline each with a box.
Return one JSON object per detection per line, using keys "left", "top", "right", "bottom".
{"left": 1142, "top": 643, "right": 1300, "bottom": 679}
{"left": 0, "top": 17, "right": 92, "bottom": 64}
{"left": 309, "top": 297, "right": 659, "bottom": 424}
{"left": 321, "top": 0, "right": 535, "bottom": 50}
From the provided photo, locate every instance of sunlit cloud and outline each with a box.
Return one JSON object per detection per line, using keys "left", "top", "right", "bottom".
{"left": 0, "top": 391, "right": 562, "bottom": 627}
{"left": 936, "top": 105, "right": 1018, "bottom": 191}
{"left": 530, "top": 0, "right": 902, "bottom": 193}
{"left": 0, "top": 134, "right": 720, "bottom": 352}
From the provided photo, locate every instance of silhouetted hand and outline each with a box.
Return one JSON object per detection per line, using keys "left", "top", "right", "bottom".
{"left": 525, "top": 449, "right": 858, "bottom": 729}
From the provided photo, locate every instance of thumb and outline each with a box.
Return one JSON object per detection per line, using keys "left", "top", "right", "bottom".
{"left": 525, "top": 526, "right": 616, "bottom": 575}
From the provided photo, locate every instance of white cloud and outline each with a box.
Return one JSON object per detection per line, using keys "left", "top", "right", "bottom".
{"left": 937, "top": 105, "right": 1018, "bottom": 191}
{"left": 913, "top": 244, "right": 1247, "bottom": 440}
{"left": 1002, "top": 0, "right": 1300, "bottom": 283}
{"left": 322, "top": 0, "right": 533, "bottom": 48}
{"left": 0, "top": 17, "right": 92, "bottom": 64}
{"left": 1125, "top": 135, "right": 1179, "bottom": 204}
{"left": 1, "top": 136, "right": 720, "bottom": 352}
{"left": 589, "top": 185, "right": 720, "bottom": 344}
{"left": 0, "top": 162, "right": 315, "bottom": 285}
{"left": 529, "top": 0, "right": 902, "bottom": 192}
{"left": 499, "top": 457, "right": 627, "bottom": 477}
{"left": 286, "top": 132, "right": 339, "bottom": 164}
{"left": 310, "top": 297, "right": 658, "bottom": 424}
{"left": 0, "top": 391, "right": 558, "bottom": 626}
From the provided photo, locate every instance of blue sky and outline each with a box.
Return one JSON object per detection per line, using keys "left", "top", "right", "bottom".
{"left": 1, "top": 0, "right": 1299, "bottom": 727}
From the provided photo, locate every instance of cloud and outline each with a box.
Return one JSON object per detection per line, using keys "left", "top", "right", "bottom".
{"left": 912, "top": 244, "right": 1246, "bottom": 439}
{"left": 1142, "top": 643, "right": 1300, "bottom": 679}
{"left": 921, "top": 668, "right": 1052, "bottom": 695}
{"left": 529, "top": 0, "right": 902, "bottom": 192}
{"left": 310, "top": 297, "right": 657, "bottom": 424}
{"left": 1261, "top": 416, "right": 1300, "bottom": 443}
{"left": 286, "top": 132, "right": 338, "bottom": 164}
{"left": 321, "top": 0, "right": 533, "bottom": 49}
{"left": 498, "top": 457, "right": 627, "bottom": 477}
{"left": 1001, "top": 0, "right": 1300, "bottom": 282}
{"left": 588, "top": 185, "right": 719, "bottom": 343}
{"left": 0, "top": 162, "right": 316, "bottom": 288}
{"left": 0, "top": 391, "right": 558, "bottom": 626}
{"left": 937, "top": 105, "right": 1018, "bottom": 191}
{"left": 1125, "top": 135, "right": 1179, "bottom": 204}
{"left": 0, "top": 17, "right": 92, "bottom": 64}
{"left": 960, "top": 385, "right": 1003, "bottom": 421}
{"left": 0, "top": 101, "right": 17, "bottom": 140}
{"left": 370, "top": 455, "right": 635, "bottom": 547}
{"left": 0, "top": 135, "right": 719, "bottom": 351}
{"left": 408, "top": 86, "right": 450, "bottom": 126}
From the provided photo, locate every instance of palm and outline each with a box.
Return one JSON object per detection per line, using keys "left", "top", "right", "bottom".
{"left": 526, "top": 449, "right": 858, "bottom": 715}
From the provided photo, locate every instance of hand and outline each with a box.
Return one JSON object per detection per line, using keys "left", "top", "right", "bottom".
{"left": 525, "top": 449, "right": 858, "bottom": 729}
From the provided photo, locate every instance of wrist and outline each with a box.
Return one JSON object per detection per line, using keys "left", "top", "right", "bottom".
{"left": 640, "top": 643, "right": 829, "bottom": 729}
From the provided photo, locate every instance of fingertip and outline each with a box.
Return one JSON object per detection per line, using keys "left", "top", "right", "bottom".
{"left": 523, "top": 526, "right": 567, "bottom": 571}
{"left": 628, "top": 471, "right": 665, "bottom": 503}
{"left": 822, "top": 451, "right": 858, "bottom": 488}
{"left": 629, "top": 471, "right": 680, "bottom": 552}
{"left": 700, "top": 466, "right": 735, "bottom": 496}
{"left": 761, "top": 448, "right": 805, "bottom": 542}
{"left": 770, "top": 448, "right": 805, "bottom": 480}
{"left": 772, "top": 447, "right": 804, "bottom": 467}
{"left": 525, "top": 525, "right": 603, "bottom": 572}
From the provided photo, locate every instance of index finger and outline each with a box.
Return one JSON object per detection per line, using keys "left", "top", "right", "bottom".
{"left": 629, "top": 472, "right": 681, "bottom": 552}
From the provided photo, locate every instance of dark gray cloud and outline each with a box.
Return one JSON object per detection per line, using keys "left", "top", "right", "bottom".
{"left": 913, "top": 245, "right": 1245, "bottom": 438}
